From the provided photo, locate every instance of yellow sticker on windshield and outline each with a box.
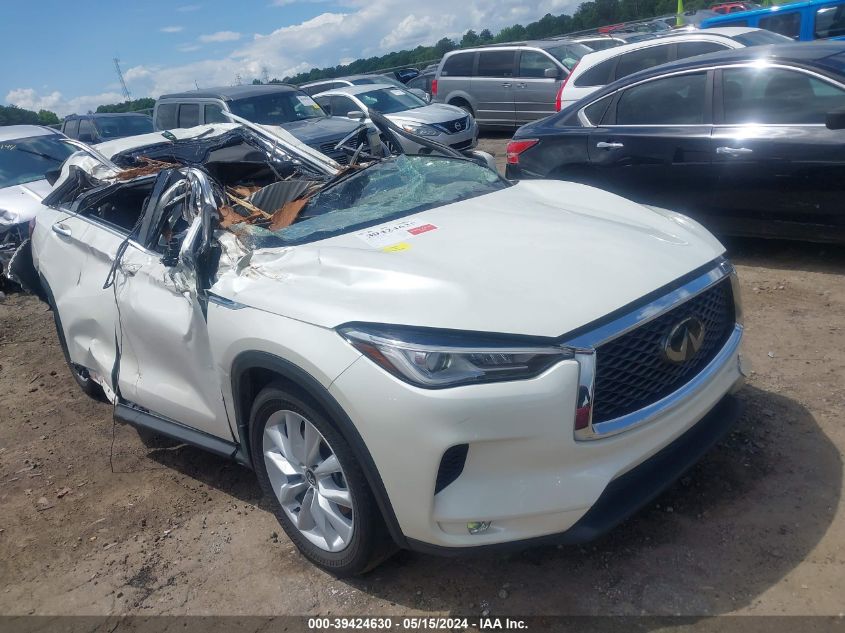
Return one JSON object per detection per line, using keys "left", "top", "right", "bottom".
{"left": 382, "top": 242, "right": 411, "bottom": 253}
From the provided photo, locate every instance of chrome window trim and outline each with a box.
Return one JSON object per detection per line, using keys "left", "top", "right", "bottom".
{"left": 577, "top": 108, "right": 594, "bottom": 127}
{"left": 567, "top": 258, "right": 738, "bottom": 441}
{"left": 576, "top": 61, "right": 845, "bottom": 129}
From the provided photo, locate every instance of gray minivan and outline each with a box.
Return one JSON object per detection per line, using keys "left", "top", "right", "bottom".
{"left": 432, "top": 41, "right": 592, "bottom": 128}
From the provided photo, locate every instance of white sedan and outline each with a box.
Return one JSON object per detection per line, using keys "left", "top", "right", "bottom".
{"left": 22, "top": 121, "right": 746, "bottom": 576}
{"left": 0, "top": 125, "right": 74, "bottom": 281}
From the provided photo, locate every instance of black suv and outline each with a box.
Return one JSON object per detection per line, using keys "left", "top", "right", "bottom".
{"left": 61, "top": 113, "right": 154, "bottom": 144}
{"left": 153, "top": 85, "right": 361, "bottom": 165}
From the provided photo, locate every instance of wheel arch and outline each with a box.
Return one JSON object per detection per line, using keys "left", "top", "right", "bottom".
{"left": 444, "top": 92, "right": 476, "bottom": 114}
{"left": 230, "top": 350, "right": 408, "bottom": 548}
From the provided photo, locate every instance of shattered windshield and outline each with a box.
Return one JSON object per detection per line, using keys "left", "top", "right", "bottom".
{"left": 229, "top": 92, "right": 327, "bottom": 124}
{"left": 0, "top": 135, "right": 76, "bottom": 188}
{"left": 234, "top": 155, "right": 507, "bottom": 248}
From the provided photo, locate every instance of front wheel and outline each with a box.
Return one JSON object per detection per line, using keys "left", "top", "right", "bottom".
{"left": 250, "top": 383, "right": 393, "bottom": 576}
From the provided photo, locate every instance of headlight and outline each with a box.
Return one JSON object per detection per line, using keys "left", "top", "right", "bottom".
{"left": 400, "top": 122, "right": 440, "bottom": 137}
{"left": 339, "top": 324, "right": 573, "bottom": 388}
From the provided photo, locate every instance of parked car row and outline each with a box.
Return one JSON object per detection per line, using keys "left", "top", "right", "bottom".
{"left": 557, "top": 27, "right": 792, "bottom": 110}
{"left": 506, "top": 42, "right": 845, "bottom": 243}
{"left": 429, "top": 27, "right": 791, "bottom": 125}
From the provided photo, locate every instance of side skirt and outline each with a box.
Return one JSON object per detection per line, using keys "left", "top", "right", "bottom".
{"left": 114, "top": 401, "right": 251, "bottom": 467}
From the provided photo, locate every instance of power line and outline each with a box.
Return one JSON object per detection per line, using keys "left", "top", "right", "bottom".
{"left": 113, "top": 57, "right": 132, "bottom": 101}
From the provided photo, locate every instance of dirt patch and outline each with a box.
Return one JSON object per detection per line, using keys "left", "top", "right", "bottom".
{"left": 0, "top": 143, "right": 843, "bottom": 616}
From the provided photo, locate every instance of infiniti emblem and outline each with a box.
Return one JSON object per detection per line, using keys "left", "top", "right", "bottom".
{"left": 305, "top": 469, "right": 317, "bottom": 487}
{"left": 662, "top": 316, "right": 706, "bottom": 364}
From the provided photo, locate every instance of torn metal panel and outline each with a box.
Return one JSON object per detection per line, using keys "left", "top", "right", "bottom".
{"left": 40, "top": 210, "right": 123, "bottom": 391}
{"left": 114, "top": 240, "right": 231, "bottom": 437}
{"left": 5, "top": 239, "right": 42, "bottom": 296}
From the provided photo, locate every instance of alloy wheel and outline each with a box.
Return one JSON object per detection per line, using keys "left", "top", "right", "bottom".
{"left": 262, "top": 410, "right": 354, "bottom": 552}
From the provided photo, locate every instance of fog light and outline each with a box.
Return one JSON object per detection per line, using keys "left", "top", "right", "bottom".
{"left": 467, "top": 521, "right": 491, "bottom": 535}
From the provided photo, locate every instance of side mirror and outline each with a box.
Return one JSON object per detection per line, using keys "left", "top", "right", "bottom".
{"left": 408, "top": 88, "right": 430, "bottom": 102}
{"left": 347, "top": 110, "right": 366, "bottom": 120}
{"left": 544, "top": 67, "right": 560, "bottom": 79}
{"left": 826, "top": 108, "right": 845, "bottom": 130}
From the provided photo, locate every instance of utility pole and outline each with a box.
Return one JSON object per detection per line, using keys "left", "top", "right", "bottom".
{"left": 113, "top": 57, "right": 132, "bottom": 101}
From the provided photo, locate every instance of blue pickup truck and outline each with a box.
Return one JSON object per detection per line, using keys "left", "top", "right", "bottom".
{"left": 701, "top": 0, "right": 845, "bottom": 40}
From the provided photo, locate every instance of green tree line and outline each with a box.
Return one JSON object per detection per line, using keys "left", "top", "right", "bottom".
{"left": 0, "top": 98, "right": 155, "bottom": 127}
{"left": 275, "top": 0, "right": 713, "bottom": 85}
{"left": 0, "top": 104, "right": 60, "bottom": 127}
{"left": 95, "top": 97, "right": 155, "bottom": 113}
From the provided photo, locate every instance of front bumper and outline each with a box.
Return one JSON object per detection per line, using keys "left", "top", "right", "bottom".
{"left": 407, "top": 392, "right": 742, "bottom": 555}
{"left": 399, "top": 122, "right": 478, "bottom": 154}
{"left": 0, "top": 223, "right": 27, "bottom": 279}
{"left": 329, "top": 322, "right": 745, "bottom": 550}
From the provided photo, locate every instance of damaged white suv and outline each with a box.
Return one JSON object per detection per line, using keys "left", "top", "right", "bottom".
{"left": 21, "top": 117, "right": 746, "bottom": 576}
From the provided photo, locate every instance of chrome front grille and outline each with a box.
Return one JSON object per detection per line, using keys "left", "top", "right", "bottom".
{"left": 591, "top": 278, "right": 735, "bottom": 424}
{"left": 432, "top": 116, "right": 470, "bottom": 135}
{"left": 318, "top": 143, "right": 349, "bottom": 165}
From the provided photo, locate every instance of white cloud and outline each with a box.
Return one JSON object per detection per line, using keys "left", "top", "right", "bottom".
{"left": 176, "top": 3, "right": 202, "bottom": 11}
{"left": 177, "top": 44, "right": 202, "bottom": 53}
{"left": 199, "top": 31, "right": 241, "bottom": 43}
{"left": 5, "top": 87, "right": 126, "bottom": 117}
{"left": 12, "top": 0, "right": 580, "bottom": 116}
{"left": 160, "top": 25, "right": 184, "bottom": 33}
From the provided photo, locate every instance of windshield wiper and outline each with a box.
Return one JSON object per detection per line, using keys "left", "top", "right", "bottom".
{"left": 14, "top": 147, "right": 66, "bottom": 162}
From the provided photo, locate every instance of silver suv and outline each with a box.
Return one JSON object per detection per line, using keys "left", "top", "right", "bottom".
{"left": 432, "top": 41, "right": 592, "bottom": 128}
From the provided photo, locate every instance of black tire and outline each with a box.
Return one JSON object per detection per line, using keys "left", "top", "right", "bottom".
{"left": 250, "top": 383, "right": 393, "bottom": 576}
{"left": 451, "top": 100, "right": 474, "bottom": 117}
{"left": 45, "top": 291, "right": 104, "bottom": 399}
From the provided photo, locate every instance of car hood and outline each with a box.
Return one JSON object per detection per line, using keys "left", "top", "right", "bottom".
{"left": 0, "top": 179, "right": 52, "bottom": 227}
{"left": 278, "top": 117, "right": 361, "bottom": 146}
{"left": 212, "top": 179, "right": 725, "bottom": 338}
{"left": 387, "top": 103, "right": 467, "bottom": 125}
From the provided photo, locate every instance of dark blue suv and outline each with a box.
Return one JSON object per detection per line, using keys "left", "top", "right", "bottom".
{"left": 154, "top": 85, "right": 361, "bottom": 164}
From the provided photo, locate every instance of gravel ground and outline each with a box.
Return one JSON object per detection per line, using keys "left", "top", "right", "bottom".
{"left": 0, "top": 136, "right": 843, "bottom": 618}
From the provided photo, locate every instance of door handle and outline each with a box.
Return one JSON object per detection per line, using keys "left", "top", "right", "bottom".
{"left": 52, "top": 223, "right": 72, "bottom": 237}
{"left": 596, "top": 141, "right": 624, "bottom": 149}
{"left": 716, "top": 146, "right": 753, "bottom": 156}
{"left": 501, "top": 82, "right": 512, "bottom": 88}
{"left": 516, "top": 82, "right": 527, "bottom": 88}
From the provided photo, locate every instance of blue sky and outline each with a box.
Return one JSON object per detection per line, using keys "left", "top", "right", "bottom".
{"left": 2, "top": 0, "right": 575, "bottom": 116}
